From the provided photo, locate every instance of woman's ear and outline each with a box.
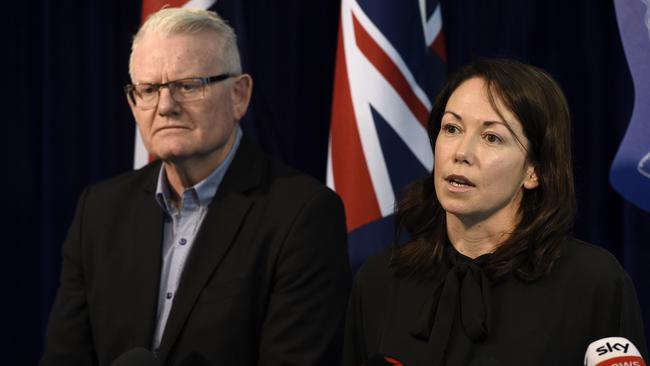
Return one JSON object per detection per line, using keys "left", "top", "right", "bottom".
{"left": 523, "top": 165, "right": 539, "bottom": 190}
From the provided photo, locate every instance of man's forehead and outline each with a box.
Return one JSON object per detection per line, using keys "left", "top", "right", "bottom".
{"left": 133, "top": 31, "right": 221, "bottom": 57}
{"left": 130, "top": 31, "right": 222, "bottom": 79}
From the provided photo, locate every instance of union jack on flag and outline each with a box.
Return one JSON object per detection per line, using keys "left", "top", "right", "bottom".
{"left": 327, "top": 0, "right": 447, "bottom": 270}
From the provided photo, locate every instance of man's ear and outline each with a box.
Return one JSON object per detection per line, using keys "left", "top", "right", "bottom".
{"left": 126, "top": 91, "right": 137, "bottom": 115}
{"left": 523, "top": 165, "right": 539, "bottom": 190}
{"left": 230, "top": 73, "right": 253, "bottom": 120}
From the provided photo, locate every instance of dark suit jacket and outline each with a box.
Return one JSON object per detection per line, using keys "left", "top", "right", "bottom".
{"left": 41, "top": 137, "right": 351, "bottom": 366}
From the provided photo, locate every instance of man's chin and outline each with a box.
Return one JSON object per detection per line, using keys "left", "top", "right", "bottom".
{"left": 154, "top": 148, "right": 192, "bottom": 163}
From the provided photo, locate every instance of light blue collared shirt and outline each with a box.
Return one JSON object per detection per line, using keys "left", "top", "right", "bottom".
{"left": 152, "top": 127, "right": 242, "bottom": 350}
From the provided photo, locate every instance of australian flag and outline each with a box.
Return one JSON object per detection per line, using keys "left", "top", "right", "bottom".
{"left": 327, "top": 0, "right": 447, "bottom": 271}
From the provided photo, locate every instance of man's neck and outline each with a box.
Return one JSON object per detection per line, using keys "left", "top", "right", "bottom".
{"left": 163, "top": 141, "right": 234, "bottom": 206}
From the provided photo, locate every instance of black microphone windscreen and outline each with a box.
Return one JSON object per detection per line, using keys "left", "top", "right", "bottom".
{"left": 110, "top": 347, "right": 160, "bottom": 366}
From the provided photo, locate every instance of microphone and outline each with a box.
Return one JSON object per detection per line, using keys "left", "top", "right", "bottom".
{"left": 365, "top": 354, "right": 405, "bottom": 366}
{"left": 110, "top": 347, "right": 160, "bottom": 366}
{"left": 584, "top": 337, "right": 646, "bottom": 366}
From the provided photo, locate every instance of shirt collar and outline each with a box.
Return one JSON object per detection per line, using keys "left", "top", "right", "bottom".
{"left": 155, "top": 126, "right": 243, "bottom": 213}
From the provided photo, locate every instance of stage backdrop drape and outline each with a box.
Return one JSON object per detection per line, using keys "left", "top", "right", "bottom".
{"left": 4, "top": 0, "right": 649, "bottom": 362}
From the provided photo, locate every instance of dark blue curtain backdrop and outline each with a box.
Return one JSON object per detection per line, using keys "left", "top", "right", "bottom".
{"left": 5, "top": 0, "right": 649, "bottom": 362}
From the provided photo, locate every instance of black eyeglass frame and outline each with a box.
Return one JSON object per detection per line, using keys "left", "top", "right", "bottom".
{"left": 124, "top": 73, "right": 234, "bottom": 108}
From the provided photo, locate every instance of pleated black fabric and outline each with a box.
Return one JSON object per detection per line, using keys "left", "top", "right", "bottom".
{"left": 343, "top": 239, "right": 648, "bottom": 366}
{"left": 410, "top": 248, "right": 491, "bottom": 364}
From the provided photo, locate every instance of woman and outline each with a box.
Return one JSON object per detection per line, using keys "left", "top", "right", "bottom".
{"left": 343, "top": 59, "right": 647, "bottom": 365}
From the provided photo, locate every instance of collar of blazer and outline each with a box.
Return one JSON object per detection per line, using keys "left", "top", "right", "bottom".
{"left": 140, "top": 134, "right": 266, "bottom": 198}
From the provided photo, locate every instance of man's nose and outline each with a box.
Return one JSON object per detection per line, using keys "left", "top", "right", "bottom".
{"left": 157, "top": 86, "right": 180, "bottom": 115}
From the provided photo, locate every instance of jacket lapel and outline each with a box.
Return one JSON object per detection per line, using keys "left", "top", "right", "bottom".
{"left": 131, "top": 163, "right": 165, "bottom": 348}
{"left": 156, "top": 137, "right": 265, "bottom": 361}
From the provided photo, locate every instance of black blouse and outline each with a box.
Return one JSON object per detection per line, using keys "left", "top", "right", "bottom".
{"left": 343, "top": 239, "right": 647, "bottom": 365}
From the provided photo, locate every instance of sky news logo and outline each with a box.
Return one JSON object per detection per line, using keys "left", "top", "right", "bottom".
{"left": 584, "top": 337, "right": 645, "bottom": 366}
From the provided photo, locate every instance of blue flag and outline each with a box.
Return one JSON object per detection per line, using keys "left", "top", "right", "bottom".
{"left": 610, "top": 0, "right": 650, "bottom": 212}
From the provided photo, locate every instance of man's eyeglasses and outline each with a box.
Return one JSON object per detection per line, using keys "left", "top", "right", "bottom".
{"left": 124, "top": 74, "right": 233, "bottom": 110}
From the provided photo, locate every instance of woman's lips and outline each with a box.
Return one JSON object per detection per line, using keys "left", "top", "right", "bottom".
{"left": 445, "top": 174, "right": 475, "bottom": 192}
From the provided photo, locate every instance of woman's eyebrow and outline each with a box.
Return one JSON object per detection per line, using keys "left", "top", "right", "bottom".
{"left": 442, "top": 110, "right": 461, "bottom": 119}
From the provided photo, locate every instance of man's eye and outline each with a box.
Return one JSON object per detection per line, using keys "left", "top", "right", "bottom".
{"left": 138, "top": 85, "right": 157, "bottom": 95}
{"left": 178, "top": 82, "right": 200, "bottom": 92}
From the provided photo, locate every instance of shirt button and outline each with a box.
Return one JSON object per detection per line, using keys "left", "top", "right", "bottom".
{"left": 179, "top": 238, "right": 187, "bottom": 245}
{"left": 166, "top": 292, "right": 173, "bottom": 300}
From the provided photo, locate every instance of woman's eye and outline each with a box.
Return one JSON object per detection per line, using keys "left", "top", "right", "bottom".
{"left": 484, "top": 133, "right": 503, "bottom": 144}
{"left": 442, "top": 124, "right": 460, "bottom": 134}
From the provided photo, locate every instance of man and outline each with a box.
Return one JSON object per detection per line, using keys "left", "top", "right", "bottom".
{"left": 41, "top": 8, "right": 351, "bottom": 366}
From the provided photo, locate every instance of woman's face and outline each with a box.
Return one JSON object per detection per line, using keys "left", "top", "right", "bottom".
{"left": 434, "top": 77, "right": 539, "bottom": 225}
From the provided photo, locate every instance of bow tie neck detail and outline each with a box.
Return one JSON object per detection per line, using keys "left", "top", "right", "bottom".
{"left": 410, "top": 248, "right": 492, "bottom": 363}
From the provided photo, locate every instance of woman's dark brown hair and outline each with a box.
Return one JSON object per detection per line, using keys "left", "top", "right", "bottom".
{"left": 392, "top": 58, "right": 576, "bottom": 281}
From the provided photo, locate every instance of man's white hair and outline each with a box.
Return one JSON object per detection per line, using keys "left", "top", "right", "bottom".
{"left": 130, "top": 7, "right": 242, "bottom": 75}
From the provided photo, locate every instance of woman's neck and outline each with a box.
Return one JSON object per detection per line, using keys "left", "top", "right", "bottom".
{"left": 446, "top": 212, "right": 516, "bottom": 259}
